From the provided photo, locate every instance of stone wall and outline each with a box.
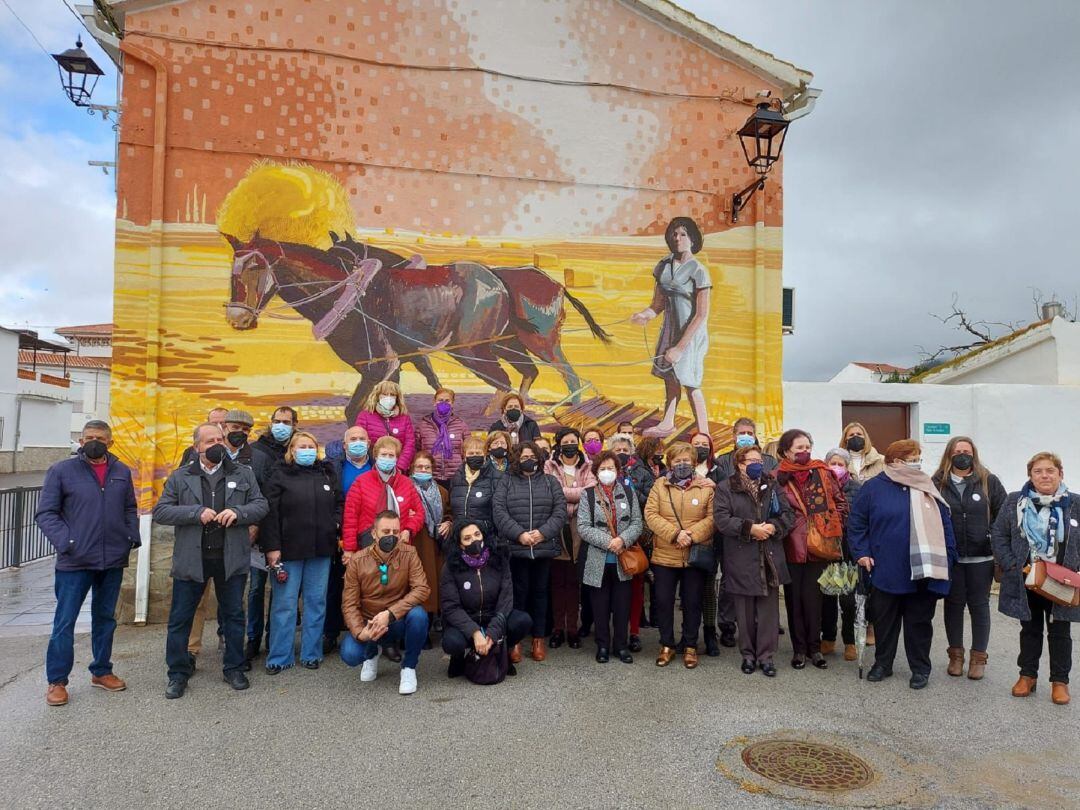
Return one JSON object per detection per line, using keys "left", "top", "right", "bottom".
{"left": 118, "top": 522, "right": 178, "bottom": 624}
{"left": 0, "top": 447, "right": 71, "bottom": 474}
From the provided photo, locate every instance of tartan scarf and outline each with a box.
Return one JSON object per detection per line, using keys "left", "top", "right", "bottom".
{"left": 883, "top": 463, "right": 950, "bottom": 582}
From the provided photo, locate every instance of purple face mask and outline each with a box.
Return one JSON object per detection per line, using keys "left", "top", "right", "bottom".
{"left": 584, "top": 439, "right": 603, "bottom": 456}
{"left": 435, "top": 401, "right": 452, "bottom": 417}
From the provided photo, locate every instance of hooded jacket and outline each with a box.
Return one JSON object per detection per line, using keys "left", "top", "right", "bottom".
{"left": 644, "top": 475, "right": 715, "bottom": 568}
{"left": 259, "top": 459, "right": 344, "bottom": 560}
{"left": 439, "top": 544, "right": 514, "bottom": 641}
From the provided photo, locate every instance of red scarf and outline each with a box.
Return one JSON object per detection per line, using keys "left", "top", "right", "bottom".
{"left": 778, "top": 459, "right": 844, "bottom": 539}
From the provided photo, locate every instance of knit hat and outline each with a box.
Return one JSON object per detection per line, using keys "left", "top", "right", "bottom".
{"left": 223, "top": 409, "right": 254, "bottom": 427}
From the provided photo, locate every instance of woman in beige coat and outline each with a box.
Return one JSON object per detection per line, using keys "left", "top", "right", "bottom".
{"left": 644, "top": 441, "right": 715, "bottom": 669}
{"left": 840, "top": 422, "right": 886, "bottom": 483}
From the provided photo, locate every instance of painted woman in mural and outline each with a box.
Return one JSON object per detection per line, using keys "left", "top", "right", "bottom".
{"left": 631, "top": 217, "right": 712, "bottom": 437}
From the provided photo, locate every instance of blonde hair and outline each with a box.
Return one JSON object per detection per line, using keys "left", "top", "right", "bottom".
{"left": 364, "top": 381, "right": 408, "bottom": 415}
{"left": 665, "top": 441, "right": 694, "bottom": 468}
{"left": 1027, "top": 451, "right": 1063, "bottom": 475}
{"left": 463, "top": 435, "right": 486, "bottom": 455}
{"left": 840, "top": 421, "right": 874, "bottom": 453}
{"left": 284, "top": 431, "right": 320, "bottom": 464}
{"left": 372, "top": 435, "right": 402, "bottom": 457}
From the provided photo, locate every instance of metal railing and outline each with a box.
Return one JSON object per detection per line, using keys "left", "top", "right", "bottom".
{"left": 0, "top": 487, "right": 52, "bottom": 569}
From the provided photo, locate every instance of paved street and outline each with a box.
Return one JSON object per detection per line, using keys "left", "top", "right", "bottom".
{"left": 0, "top": 559, "right": 88, "bottom": 638}
{"left": 1, "top": 575, "right": 1077, "bottom": 809}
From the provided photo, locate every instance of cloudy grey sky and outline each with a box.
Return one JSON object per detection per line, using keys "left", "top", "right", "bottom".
{"left": 1, "top": 1, "right": 1078, "bottom": 380}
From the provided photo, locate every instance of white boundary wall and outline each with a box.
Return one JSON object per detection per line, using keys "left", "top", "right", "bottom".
{"left": 783, "top": 382, "right": 1080, "bottom": 492}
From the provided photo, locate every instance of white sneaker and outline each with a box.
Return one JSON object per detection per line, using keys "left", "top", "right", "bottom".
{"left": 399, "top": 667, "right": 417, "bottom": 695}
{"left": 360, "top": 656, "right": 379, "bottom": 682}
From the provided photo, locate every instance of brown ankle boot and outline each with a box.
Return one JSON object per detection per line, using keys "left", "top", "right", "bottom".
{"left": 656, "top": 646, "right": 675, "bottom": 667}
{"left": 1011, "top": 675, "right": 1037, "bottom": 697}
{"left": 1051, "top": 682, "right": 1070, "bottom": 705}
{"left": 843, "top": 644, "right": 857, "bottom": 661}
{"left": 530, "top": 637, "right": 546, "bottom": 662}
{"left": 509, "top": 643, "right": 522, "bottom": 664}
{"left": 946, "top": 647, "right": 965, "bottom": 677}
{"left": 820, "top": 640, "right": 835, "bottom": 655}
{"left": 967, "top": 650, "right": 987, "bottom": 680}
{"left": 683, "top": 647, "right": 699, "bottom": 669}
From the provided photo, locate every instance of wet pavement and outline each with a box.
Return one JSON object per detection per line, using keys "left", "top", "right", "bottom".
{"left": 0, "top": 558, "right": 86, "bottom": 638}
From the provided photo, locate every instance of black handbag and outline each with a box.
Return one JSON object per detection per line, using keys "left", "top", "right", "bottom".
{"left": 463, "top": 637, "right": 509, "bottom": 685}
{"left": 666, "top": 486, "right": 717, "bottom": 573}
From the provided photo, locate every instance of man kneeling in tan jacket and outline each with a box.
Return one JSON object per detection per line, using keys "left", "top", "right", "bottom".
{"left": 341, "top": 510, "right": 430, "bottom": 694}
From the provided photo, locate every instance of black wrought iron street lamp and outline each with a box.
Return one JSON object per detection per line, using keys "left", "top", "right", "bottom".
{"left": 731, "top": 102, "right": 790, "bottom": 223}
{"left": 52, "top": 38, "right": 104, "bottom": 108}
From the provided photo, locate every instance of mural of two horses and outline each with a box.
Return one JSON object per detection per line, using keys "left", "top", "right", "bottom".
{"left": 223, "top": 231, "right": 610, "bottom": 423}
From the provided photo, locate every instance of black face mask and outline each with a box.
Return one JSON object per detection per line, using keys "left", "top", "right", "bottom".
{"left": 378, "top": 534, "right": 399, "bottom": 554}
{"left": 520, "top": 459, "right": 538, "bottom": 474}
{"left": 505, "top": 408, "right": 522, "bottom": 423}
{"left": 846, "top": 436, "right": 866, "bottom": 453}
{"left": 952, "top": 453, "right": 974, "bottom": 471}
{"left": 560, "top": 445, "right": 579, "bottom": 459}
{"left": 204, "top": 444, "right": 227, "bottom": 465}
{"left": 466, "top": 455, "right": 485, "bottom": 471}
{"left": 651, "top": 454, "right": 664, "bottom": 466}
{"left": 464, "top": 540, "right": 484, "bottom": 556}
{"left": 227, "top": 430, "right": 248, "bottom": 448}
{"left": 490, "top": 447, "right": 508, "bottom": 460}
{"left": 82, "top": 440, "right": 107, "bottom": 461}
{"left": 616, "top": 452, "right": 631, "bottom": 468}
{"left": 694, "top": 447, "right": 709, "bottom": 463}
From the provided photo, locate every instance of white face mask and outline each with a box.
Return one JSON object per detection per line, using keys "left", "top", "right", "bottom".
{"left": 377, "top": 395, "right": 396, "bottom": 414}
{"left": 597, "top": 469, "right": 617, "bottom": 486}
{"left": 905, "top": 460, "right": 922, "bottom": 471}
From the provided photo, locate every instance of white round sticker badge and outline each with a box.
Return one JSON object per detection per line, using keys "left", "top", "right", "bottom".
{"left": 463, "top": 581, "right": 471, "bottom": 590}
{"left": 392, "top": 428, "right": 399, "bottom": 434}
{"left": 323, "top": 484, "right": 331, "bottom": 491}
{"left": 475, "top": 491, "right": 483, "bottom": 498}
{"left": 691, "top": 498, "right": 699, "bottom": 506}
{"left": 972, "top": 493, "right": 981, "bottom": 502}
{"left": 1072, "top": 518, "right": 1079, "bottom": 528}
{"left": 396, "top": 496, "right": 404, "bottom": 502}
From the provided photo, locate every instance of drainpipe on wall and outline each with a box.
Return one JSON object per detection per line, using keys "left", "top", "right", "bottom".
{"left": 119, "top": 38, "right": 168, "bottom": 625}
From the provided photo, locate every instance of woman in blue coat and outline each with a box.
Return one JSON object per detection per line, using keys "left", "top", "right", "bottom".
{"left": 848, "top": 439, "right": 957, "bottom": 690}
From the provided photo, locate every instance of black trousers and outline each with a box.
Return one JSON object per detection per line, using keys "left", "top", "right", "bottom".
{"left": 322, "top": 552, "right": 346, "bottom": 639}
{"left": 783, "top": 561, "right": 827, "bottom": 656}
{"left": 821, "top": 593, "right": 856, "bottom": 644}
{"left": 442, "top": 610, "right": 532, "bottom": 657}
{"left": 588, "top": 564, "right": 632, "bottom": 651}
{"left": 510, "top": 557, "right": 552, "bottom": 637}
{"left": 1019, "top": 589, "right": 1073, "bottom": 684}
{"left": 944, "top": 560, "right": 995, "bottom": 652}
{"left": 652, "top": 564, "right": 705, "bottom": 648}
{"left": 871, "top": 583, "right": 938, "bottom": 677}
{"left": 166, "top": 557, "right": 246, "bottom": 680}
{"left": 577, "top": 546, "right": 594, "bottom": 632}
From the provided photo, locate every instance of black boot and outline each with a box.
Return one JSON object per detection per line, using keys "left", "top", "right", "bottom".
{"left": 244, "top": 638, "right": 261, "bottom": 662}
{"left": 447, "top": 656, "right": 465, "bottom": 679}
{"left": 704, "top": 627, "right": 721, "bottom": 657}
{"left": 718, "top": 622, "right": 737, "bottom": 648}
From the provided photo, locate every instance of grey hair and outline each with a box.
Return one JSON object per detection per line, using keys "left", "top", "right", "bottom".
{"left": 825, "top": 447, "right": 850, "bottom": 464}
{"left": 193, "top": 422, "right": 224, "bottom": 443}
{"left": 82, "top": 420, "right": 112, "bottom": 437}
{"left": 607, "top": 433, "right": 635, "bottom": 450}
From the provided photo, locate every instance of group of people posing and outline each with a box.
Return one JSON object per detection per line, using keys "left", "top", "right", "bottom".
{"left": 35, "top": 385, "right": 1077, "bottom": 707}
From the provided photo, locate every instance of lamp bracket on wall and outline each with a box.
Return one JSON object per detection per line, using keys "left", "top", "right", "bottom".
{"left": 731, "top": 177, "right": 766, "bottom": 224}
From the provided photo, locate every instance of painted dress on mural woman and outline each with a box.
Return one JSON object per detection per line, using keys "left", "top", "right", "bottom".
{"left": 632, "top": 216, "right": 712, "bottom": 437}
{"left": 650, "top": 253, "right": 711, "bottom": 388}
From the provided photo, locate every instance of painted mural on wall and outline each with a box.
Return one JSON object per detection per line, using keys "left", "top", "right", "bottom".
{"left": 108, "top": 0, "right": 795, "bottom": 502}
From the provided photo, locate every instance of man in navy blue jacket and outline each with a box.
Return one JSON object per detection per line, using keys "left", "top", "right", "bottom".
{"left": 35, "top": 420, "right": 140, "bottom": 707}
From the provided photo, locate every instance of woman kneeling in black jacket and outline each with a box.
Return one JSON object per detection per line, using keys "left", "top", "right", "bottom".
{"left": 440, "top": 523, "right": 532, "bottom": 678}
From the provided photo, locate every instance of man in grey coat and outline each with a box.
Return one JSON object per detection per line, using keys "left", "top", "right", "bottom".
{"left": 154, "top": 423, "right": 268, "bottom": 699}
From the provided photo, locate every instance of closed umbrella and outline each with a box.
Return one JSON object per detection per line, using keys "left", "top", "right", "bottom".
{"left": 855, "top": 567, "right": 869, "bottom": 679}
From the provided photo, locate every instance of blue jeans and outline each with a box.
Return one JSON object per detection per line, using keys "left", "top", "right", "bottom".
{"left": 247, "top": 566, "right": 271, "bottom": 644}
{"left": 266, "top": 556, "right": 331, "bottom": 667}
{"left": 46, "top": 568, "right": 124, "bottom": 685}
{"left": 165, "top": 558, "right": 246, "bottom": 680}
{"left": 340, "top": 605, "right": 429, "bottom": 670}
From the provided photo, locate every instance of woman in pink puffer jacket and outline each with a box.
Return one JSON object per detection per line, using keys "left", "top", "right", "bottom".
{"left": 354, "top": 381, "right": 416, "bottom": 472}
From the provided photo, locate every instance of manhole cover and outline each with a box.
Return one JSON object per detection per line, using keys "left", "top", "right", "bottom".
{"left": 741, "top": 739, "right": 875, "bottom": 792}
